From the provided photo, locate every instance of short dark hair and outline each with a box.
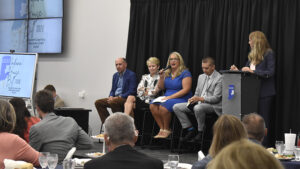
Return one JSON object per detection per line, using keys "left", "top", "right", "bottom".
{"left": 202, "top": 57, "right": 215, "bottom": 66}
{"left": 44, "top": 84, "right": 56, "bottom": 92}
{"left": 35, "top": 90, "right": 54, "bottom": 113}
{"left": 242, "top": 113, "right": 265, "bottom": 142}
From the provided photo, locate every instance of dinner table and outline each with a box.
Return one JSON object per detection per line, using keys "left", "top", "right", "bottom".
{"left": 281, "top": 160, "right": 300, "bottom": 169}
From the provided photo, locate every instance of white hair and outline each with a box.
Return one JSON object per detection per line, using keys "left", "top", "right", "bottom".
{"left": 104, "top": 113, "right": 135, "bottom": 144}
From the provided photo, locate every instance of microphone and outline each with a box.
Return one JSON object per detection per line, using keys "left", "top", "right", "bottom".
{"left": 144, "top": 81, "right": 148, "bottom": 87}
{"left": 163, "top": 65, "right": 171, "bottom": 71}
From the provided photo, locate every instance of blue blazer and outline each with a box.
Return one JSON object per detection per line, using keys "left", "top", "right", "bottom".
{"left": 109, "top": 69, "right": 137, "bottom": 98}
{"left": 246, "top": 50, "right": 276, "bottom": 97}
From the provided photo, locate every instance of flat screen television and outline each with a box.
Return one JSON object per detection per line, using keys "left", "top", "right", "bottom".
{"left": 0, "top": 52, "right": 38, "bottom": 99}
{"left": 0, "top": 0, "right": 63, "bottom": 54}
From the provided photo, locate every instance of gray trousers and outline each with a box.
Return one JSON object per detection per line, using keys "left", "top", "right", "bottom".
{"left": 173, "top": 102, "right": 215, "bottom": 131}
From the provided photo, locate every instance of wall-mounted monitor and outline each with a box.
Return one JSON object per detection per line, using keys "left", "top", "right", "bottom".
{"left": 0, "top": 52, "right": 38, "bottom": 99}
{"left": 0, "top": 0, "right": 63, "bottom": 54}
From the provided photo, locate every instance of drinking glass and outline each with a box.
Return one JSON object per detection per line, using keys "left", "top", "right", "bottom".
{"left": 39, "top": 152, "right": 50, "bottom": 169}
{"left": 47, "top": 154, "right": 58, "bottom": 169}
{"left": 294, "top": 146, "right": 300, "bottom": 161}
{"left": 275, "top": 141, "right": 285, "bottom": 155}
{"left": 168, "top": 154, "right": 179, "bottom": 169}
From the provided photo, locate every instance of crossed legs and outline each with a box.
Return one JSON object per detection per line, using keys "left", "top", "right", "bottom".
{"left": 94, "top": 97, "right": 126, "bottom": 123}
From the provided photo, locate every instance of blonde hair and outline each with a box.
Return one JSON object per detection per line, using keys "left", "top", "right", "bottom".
{"left": 165, "top": 51, "right": 187, "bottom": 77}
{"left": 248, "top": 31, "right": 271, "bottom": 65}
{"left": 146, "top": 57, "right": 160, "bottom": 66}
{"left": 207, "top": 139, "right": 284, "bottom": 169}
{"left": 209, "top": 114, "right": 247, "bottom": 157}
{"left": 0, "top": 100, "right": 16, "bottom": 132}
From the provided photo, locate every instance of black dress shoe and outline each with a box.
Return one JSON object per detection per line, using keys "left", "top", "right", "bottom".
{"left": 189, "top": 132, "right": 203, "bottom": 143}
{"left": 180, "top": 129, "right": 197, "bottom": 142}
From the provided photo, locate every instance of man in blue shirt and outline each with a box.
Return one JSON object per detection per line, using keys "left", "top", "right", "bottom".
{"left": 95, "top": 58, "right": 137, "bottom": 123}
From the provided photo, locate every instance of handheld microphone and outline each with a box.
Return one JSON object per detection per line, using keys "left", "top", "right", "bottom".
{"left": 144, "top": 81, "right": 148, "bottom": 87}
{"left": 163, "top": 65, "right": 171, "bottom": 71}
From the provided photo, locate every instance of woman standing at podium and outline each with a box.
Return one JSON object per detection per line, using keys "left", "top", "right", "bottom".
{"left": 230, "top": 31, "right": 275, "bottom": 130}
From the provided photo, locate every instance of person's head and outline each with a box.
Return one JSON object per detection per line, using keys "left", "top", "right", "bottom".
{"left": 207, "top": 139, "right": 284, "bottom": 169}
{"left": 34, "top": 90, "right": 54, "bottom": 116}
{"left": 202, "top": 57, "right": 215, "bottom": 76}
{"left": 209, "top": 114, "right": 247, "bottom": 157}
{"left": 242, "top": 113, "right": 266, "bottom": 143}
{"left": 0, "top": 100, "right": 16, "bottom": 133}
{"left": 165, "top": 51, "right": 187, "bottom": 77}
{"left": 9, "top": 98, "right": 31, "bottom": 139}
{"left": 146, "top": 57, "right": 160, "bottom": 76}
{"left": 248, "top": 31, "right": 271, "bottom": 65}
{"left": 104, "top": 113, "right": 137, "bottom": 150}
{"left": 115, "top": 58, "right": 127, "bottom": 73}
{"left": 44, "top": 84, "right": 57, "bottom": 98}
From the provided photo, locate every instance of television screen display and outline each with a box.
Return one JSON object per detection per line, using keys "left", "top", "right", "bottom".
{"left": 0, "top": 20, "right": 28, "bottom": 52}
{"left": 29, "top": 0, "right": 63, "bottom": 18}
{"left": 0, "top": 0, "right": 28, "bottom": 19}
{"left": 28, "top": 18, "right": 62, "bottom": 53}
{"left": 0, "top": 53, "right": 38, "bottom": 98}
{"left": 0, "top": 0, "right": 63, "bottom": 53}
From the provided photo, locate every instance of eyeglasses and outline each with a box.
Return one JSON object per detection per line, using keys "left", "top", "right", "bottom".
{"left": 169, "top": 58, "right": 179, "bottom": 61}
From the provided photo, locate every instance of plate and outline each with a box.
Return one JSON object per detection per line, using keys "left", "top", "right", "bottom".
{"left": 85, "top": 152, "right": 105, "bottom": 158}
{"left": 274, "top": 154, "right": 294, "bottom": 161}
{"left": 91, "top": 134, "right": 104, "bottom": 140}
{"left": 164, "top": 163, "right": 192, "bottom": 169}
{"left": 73, "top": 158, "right": 92, "bottom": 166}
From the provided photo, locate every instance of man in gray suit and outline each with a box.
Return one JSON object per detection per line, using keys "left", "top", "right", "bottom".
{"left": 29, "top": 90, "right": 94, "bottom": 162}
{"left": 173, "top": 57, "right": 222, "bottom": 142}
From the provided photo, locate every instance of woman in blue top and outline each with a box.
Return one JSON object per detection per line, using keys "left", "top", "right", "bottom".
{"left": 150, "top": 51, "right": 192, "bottom": 138}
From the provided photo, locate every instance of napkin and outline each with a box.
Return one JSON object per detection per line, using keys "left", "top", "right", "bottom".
{"left": 285, "top": 133, "right": 296, "bottom": 150}
{"left": 4, "top": 159, "right": 33, "bottom": 169}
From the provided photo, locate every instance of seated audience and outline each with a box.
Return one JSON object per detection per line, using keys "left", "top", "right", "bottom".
{"left": 29, "top": 90, "right": 94, "bottom": 162}
{"left": 44, "top": 84, "right": 65, "bottom": 108}
{"left": 207, "top": 139, "right": 284, "bottom": 169}
{"left": 173, "top": 57, "right": 222, "bottom": 143}
{"left": 150, "top": 52, "right": 192, "bottom": 138}
{"left": 95, "top": 58, "right": 137, "bottom": 123}
{"left": 242, "top": 113, "right": 267, "bottom": 144}
{"left": 0, "top": 100, "right": 39, "bottom": 169}
{"left": 124, "top": 57, "right": 160, "bottom": 127}
{"left": 84, "top": 113, "right": 163, "bottom": 169}
{"left": 9, "top": 97, "right": 40, "bottom": 142}
{"left": 192, "top": 114, "right": 247, "bottom": 169}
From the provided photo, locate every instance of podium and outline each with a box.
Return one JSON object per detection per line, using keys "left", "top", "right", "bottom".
{"left": 221, "top": 70, "right": 261, "bottom": 119}
{"left": 54, "top": 108, "right": 91, "bottom": 133}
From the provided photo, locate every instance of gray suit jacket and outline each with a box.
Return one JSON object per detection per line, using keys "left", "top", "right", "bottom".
{"left": 29, "top": 113, "right": 94, "bottom": 162}
{"left": 194, "top": 70, "right": 222, "bottom": 115}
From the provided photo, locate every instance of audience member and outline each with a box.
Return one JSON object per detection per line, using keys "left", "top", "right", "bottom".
{"left": 150, "top": 52, "right": 192, "bottom": 138}
{"left": 44, "top": 84, "right": 65, "bottom": 108}
{"left": 192, "top": 114, "right": 247, "bottom": 169}
{"left": 84, "top": 113, "right": 163, "bottom": 169}
{"left": 9, "top": 97, "right": 40, "bottom": 142}
{"left": 173, "top": 57, "right": 222, "bottom": 142}
{"left": 207, "top": 139, "right": 284, "bottom": 169}
{"left": 242, "top": 113, "right": 266, "bottom": 144}
{"left": 230, "top": 31, "right": 275, "bottom": 133}
{"left": 0, "top": 100, "right": 39, "bottom": 169}
{"left": 95, "top": 58, "right": 137, "bottom": 123}
{"left": 29, "top": 90, "right": 94, "bottom": 162}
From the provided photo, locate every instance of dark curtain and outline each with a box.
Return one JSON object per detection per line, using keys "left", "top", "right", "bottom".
{"left": 126, "top": 0, "right": 300, "bottom": 143}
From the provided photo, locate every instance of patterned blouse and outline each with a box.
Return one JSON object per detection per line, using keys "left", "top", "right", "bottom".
{"left": 137, "top": 73, "right": 160, "bottom": 103}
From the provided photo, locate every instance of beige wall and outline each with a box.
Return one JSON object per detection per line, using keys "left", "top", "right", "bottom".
{"left": 36, "top": 0, "right": 130, "bottom": 135}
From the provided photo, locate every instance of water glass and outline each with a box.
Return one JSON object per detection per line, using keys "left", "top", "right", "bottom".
{"left": 275, "top": 141, "right": 285, "bottom": 155}
{"left": 39, "top": 152, "right": 50, "bottom": 169}
{"left": 47, "top": 154, "right": 58, "bottom": 169}
{"left": 63, "top": 159, "right": 75, "bottom": 169}
{"left": 294, "top": 146, "right": 300, "bottom": 161}
{"left": 168, "top": 154, "right": 179, "bottom": 169}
